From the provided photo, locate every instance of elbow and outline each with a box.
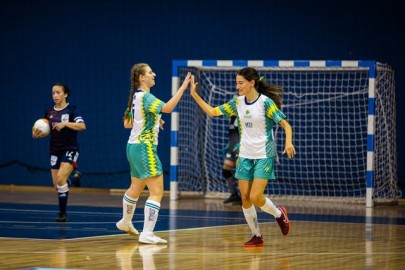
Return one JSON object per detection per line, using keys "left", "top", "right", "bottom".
{"left": 206, "top": 108, "right": 218, "bottom": 117}
{"left": 160, "top": 105, "right": 174, "bottom": 114}
{"left": 207, "top": 111, "right": 216, "bottom": 117}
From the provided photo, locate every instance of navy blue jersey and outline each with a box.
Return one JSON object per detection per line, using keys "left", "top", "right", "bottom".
{"left": 45, "top": 104, "right": 85, "bottom": 155}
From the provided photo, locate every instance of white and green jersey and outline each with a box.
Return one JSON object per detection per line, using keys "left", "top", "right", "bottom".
{"left": 215, "top": 94, "right": 286, "bottom": 159}
{"left": 128, "top": 90, "right": 165, "bottom": 145}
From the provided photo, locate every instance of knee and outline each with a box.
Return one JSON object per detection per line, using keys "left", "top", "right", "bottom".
{"left": 56, "top": 183, "right": 69, "bottom": 193}
{"left": 55, "top": 174, "right": 67, "bottom": 186}
{"left": 249, "top": 193, "right": 262, "bottom": 206}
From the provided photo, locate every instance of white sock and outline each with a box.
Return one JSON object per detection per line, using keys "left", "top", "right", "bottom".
{"left": 242, "top": 205, "right": 261, "bottom": 236}
{"left": 260, "top": 197, "right": 281, "bottom": 218}
{"left": 122, "top": 193, "right": 138, "bottom": 224}
{"left": 143, "top": 200, "right": 160, "bottom": 233}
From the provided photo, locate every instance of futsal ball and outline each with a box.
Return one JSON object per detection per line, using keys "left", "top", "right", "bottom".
{"left": 33, "top": 118, "right": 50, "bottom": 136}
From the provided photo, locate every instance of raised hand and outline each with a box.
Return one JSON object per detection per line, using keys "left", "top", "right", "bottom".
{"left": 179, "top": 72, "right": 192, "bottom": 91}
{"left": 190, "top": 75, "right": 198, "bottom": 96}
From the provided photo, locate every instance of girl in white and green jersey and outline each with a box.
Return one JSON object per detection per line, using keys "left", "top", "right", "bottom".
{"left": 190, "top": 67, "right": 296, "bottom": 247}
{"left": 116, "top": 63, "right": 191, "bottom": 245}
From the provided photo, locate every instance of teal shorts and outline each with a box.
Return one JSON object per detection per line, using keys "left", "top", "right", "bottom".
{"left": 235, "top": 157, "right": 276, "bottom": 180}
{"left": 126, "top": 143, "right": 163, "bottom": 179}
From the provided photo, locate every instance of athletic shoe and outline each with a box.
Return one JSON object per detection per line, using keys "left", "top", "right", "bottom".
{"left": 139, "top": 232, "right": 168, "bottom": 244}
{"left": 276, "top": 206, "right": 290, "bottom": 236}
{"left": 244, "top": 235, "right": 264, "bottom": 247}
{"left": 56, "top": 212, "right": 69, "bottom": 222}
{"left": 232, "top": 196, "right": 242, "bottom": 205}
{"left": 73, "top": 170, "right": 81, "bottom": 187}
{"left": 223, "top": 193, "right": 242, "bottom": 204}
{"left": 116, "top": 219, "right": 139, "bottom": 236}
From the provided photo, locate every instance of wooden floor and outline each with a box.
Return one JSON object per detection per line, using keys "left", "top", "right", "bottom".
{"left": 0, "top": 185, "right": 404, "bottom": 270}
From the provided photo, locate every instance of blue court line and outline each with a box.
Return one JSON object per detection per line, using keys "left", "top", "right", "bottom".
{"left": 0, "top": 203, "right": 404, "bottom": 240}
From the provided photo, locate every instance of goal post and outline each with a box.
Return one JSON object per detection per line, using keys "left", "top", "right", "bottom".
{"left": 170, "top": 60, "right": 399, "bottom": 206}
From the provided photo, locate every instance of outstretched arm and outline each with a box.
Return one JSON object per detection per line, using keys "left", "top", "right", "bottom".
{"left": 278, "top": 119, "right": 296, "bottom": 159}
{"left": 190, "top": 75, "right": 218, "bottom": 117}
{"left": 161, "top": 72, "right": 192, "bottom": 113}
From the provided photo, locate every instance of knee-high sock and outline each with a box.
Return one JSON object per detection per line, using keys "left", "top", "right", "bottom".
{"left": 260, "top": 197, "right": 281, "bottom": 218}
{"left": 123, "top": 193, "right": 138, "bottom": 223}
{"left": 57, "top": 184, "right": 69, "bottom": 213}
{"left": 242, "top": 205, "right": 261, "bottom": 236}
{"left": 143, "top": 200, "right": 160, "bottom": 233}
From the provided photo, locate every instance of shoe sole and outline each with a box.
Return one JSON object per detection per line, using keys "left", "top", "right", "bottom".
{"left": 139, "top": 239, "right": 167, "bottom": 244}
{"left": 139, "top": 235, "right": 167, "bottom": 244}
{"left": 116, "top": 222, "right": 139, "bottom": 236}
{"left": 243, "top": 244, "right": 264, "bottom": 248}
{"left": 126, "top": 230, "right": 139, "bottom": 236}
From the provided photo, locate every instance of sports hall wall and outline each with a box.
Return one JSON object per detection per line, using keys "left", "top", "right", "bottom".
{"left": 1, "top": 0, "right": 404, "bottom": 195}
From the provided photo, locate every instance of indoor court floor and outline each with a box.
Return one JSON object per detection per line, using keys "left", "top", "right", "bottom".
{"left": 0, "top": 185, "right": 404, "bottom": 270}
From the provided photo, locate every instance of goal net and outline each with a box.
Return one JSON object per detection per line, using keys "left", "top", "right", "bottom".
{"left": 170, "top": 60, "right": 399, "bottom": 206}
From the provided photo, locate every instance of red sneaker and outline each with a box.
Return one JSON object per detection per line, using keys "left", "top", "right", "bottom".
{"left": 276, "top": 206, "right": 290, "bottom": 236}
{"left": 244, "top": 235, "right": 264, "bottom": 247}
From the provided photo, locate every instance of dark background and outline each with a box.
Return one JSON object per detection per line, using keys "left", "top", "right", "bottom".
{"left": 1, "top": 0, "right": 403, "bottom": 196}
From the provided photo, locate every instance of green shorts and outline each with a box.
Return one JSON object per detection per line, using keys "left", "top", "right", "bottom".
{"left": 126, "top": 143, "right": 163, "bottom": 179}
{"left": 235, "top": 157, "right": 276, "bottom": 180}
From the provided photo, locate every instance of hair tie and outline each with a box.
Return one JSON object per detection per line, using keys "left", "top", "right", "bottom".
{"left": 259, "top": 76, "right": 264, "bottom": 81}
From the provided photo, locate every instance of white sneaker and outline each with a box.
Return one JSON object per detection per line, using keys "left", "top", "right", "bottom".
{"left": 116, "top": 219, "right": 139, "bottom": 236}
{"left": 139, "top": 232, "right": 167, "bottom": 244}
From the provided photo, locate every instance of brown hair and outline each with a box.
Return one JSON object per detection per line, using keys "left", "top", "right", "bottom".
{"left": 53, "top": 83, "right": 70, "bottom": 100}
{"left": 236, "top": 67, "right": 283, "bottom": 109}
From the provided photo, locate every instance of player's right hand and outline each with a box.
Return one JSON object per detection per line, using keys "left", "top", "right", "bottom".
{"left": 32, "top": 127, "right": 45, "bottom": 138}
{"left": 190, "top": 75, "right": 198, "bottom": 96}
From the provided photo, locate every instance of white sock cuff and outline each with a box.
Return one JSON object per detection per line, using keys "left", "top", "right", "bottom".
{"left": 124, "top": 194, "right": 138, "bottom": 205}
{"left": 242, "top": 205, "right": 256, "bottom": 215}
{"left": 145, "top": 200, "right": 160, "bottom": 210}
{"left": 57, "top": 184, "right": 69, "bottom": 193}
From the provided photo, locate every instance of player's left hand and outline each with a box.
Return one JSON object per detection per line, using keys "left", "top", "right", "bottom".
{"left": 283, "top": 144, "right": 296, "bottom": 159}
{"left": 53, "top": 122, "right": 66, "bottom": 131}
